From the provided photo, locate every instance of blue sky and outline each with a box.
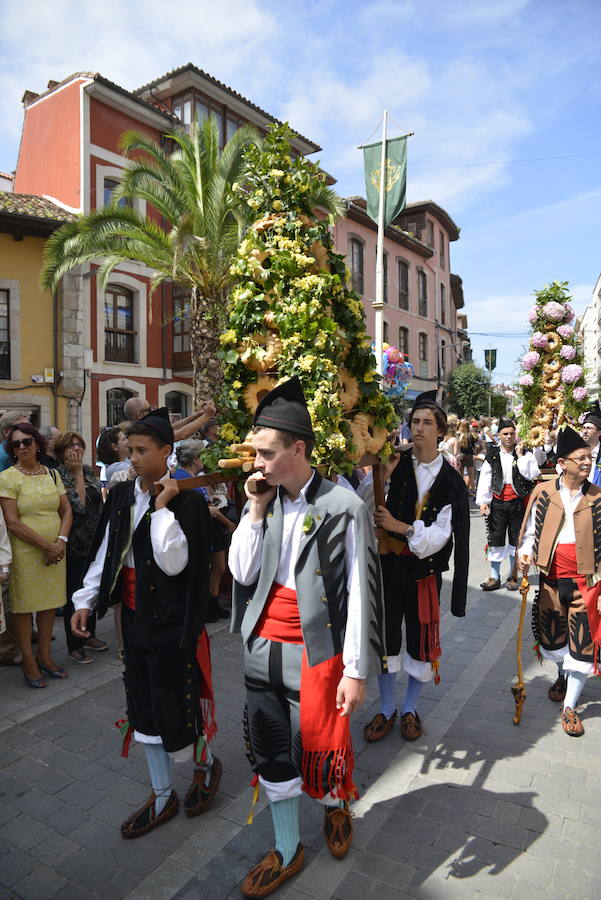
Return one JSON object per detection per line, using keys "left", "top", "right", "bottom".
{"left": 1, "top": 0, "right": 599, "bottom": 385}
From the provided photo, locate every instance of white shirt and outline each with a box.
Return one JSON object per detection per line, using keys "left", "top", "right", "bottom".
{"left": 589, "top": 442, "right": 600, "bottom": 481}
{"left": 476, "top": 448, "right": 540, "bottom": 506}
{"left": 228, "top": 473, "right": 365, "bottom": 679}
{"left": 356, "top": 453, "right": 453, "bottom": 558}
{"left": 72, "top": 477, "right": 188, "bottom": 612}
{"left": 519, "top": 476, "right": 583, "bottom": 558}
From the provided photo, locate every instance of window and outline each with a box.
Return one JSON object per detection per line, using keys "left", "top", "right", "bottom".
{"left": 426, "top": 220, "right": 434, "bottom": 248}
{"left": 418, "top": 270, "right": 428, "bottom": 317}
{"left": 107, "top": 388, "right": 134, "bottom": 427}
{"left": 418, "top": 333, "right": 428, "bottom": 378}
{"left": 440, "top": 283, "right": 446, "bottom": 325}
{"left": 398, "top": 259, "right": 409, "bottom": 309}
{"left": 166, "top": 390, "right": 189, "bottom": 421}
{"left": 439, "top": 230, "right": 445, "bottom": 269}
{"left": 0, "top": 289, "right": 9, "bottom": 379}
{"left": 226, "top": 117, "right": 238, "bottom": 142}
{"left": 383, "top": 252, "right": 388, "bottom": 303}
{"left": 172, "top": 287, "right": 190, "bottom": 355}
{"left": 349, "top": 238, "right": 364, "bottom": 294}
{"left": 383, "top": 320, "right": 389, "bottom": 344}
{"left": 103, "top": 178, "right": 131, "bottom": 208}
{"left": 440, "top": 340, "right": 446, "bottom": 378}
{"left": 173, "top": 94, "right": 225, "bottom": 146}
{"left": 105, "top": 285, "right": 136, "bottom": 363}
{"left": 398, "top": 326, "right": 409, "bottom": 356}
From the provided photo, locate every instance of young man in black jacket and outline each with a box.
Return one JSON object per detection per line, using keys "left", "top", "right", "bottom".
{"left": 363, "top": 391, "right": 469, "bottom": 743}
{"left": 71, "top": 409, "right": 220, "bottom": 837}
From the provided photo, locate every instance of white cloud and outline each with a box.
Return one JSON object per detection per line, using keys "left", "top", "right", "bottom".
{"left": 445, "top": 0, "right": 532, "bottom": 25}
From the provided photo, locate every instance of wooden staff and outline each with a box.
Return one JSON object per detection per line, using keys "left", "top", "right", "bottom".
{"left": 511, "top": 571, "right": 530, "bottom": 725}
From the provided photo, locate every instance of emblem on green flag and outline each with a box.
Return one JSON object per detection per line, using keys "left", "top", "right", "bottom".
{"left": 363, "top": 136, "right": 407, "bottom": 226}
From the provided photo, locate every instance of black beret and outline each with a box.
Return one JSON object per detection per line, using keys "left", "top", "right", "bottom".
{"left": 253, "top": 376, "right": 314, "bottom": 439}
{"left": 498, "top": 418, "right": 516, "bottom": 431}
{"left": 139, "top": 407, "right": 174, "bottom": 447}
{"left": 583, "top": 401, "right": 601, "bottom": 431}
{"left": 557, "top": 425, "right": 588, "bottom": 459}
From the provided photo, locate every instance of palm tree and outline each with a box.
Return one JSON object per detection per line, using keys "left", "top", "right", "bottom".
{"left": 41, "top": 117, "right": 259, "bottom": 405}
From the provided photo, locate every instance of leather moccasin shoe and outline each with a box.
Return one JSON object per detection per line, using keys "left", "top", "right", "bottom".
{"left": 562, "top": 707, "right": 584, "bottom": 737}
{"left": 481, "top": 578, "right": 501, "bottom": 592}
{"left": 323, "top": 804, "right": 353, "bottom": 859}
{"left": 505, "top": 578, "right": 519, "bottom": 591}
{"left": 240, "top": 844, "right": 304, "bottom": 897}
{"left": 121, "top": 790, "right": 179, "bottom": 839}
{"left": 184, "top": 757, "right": 222, "bottom": 817}
{"left": 363, "top": 711, "right": 397, "bottom": 743}
{"left": 400, "top": 711, "right": 425, "bottom": 742}
{"left": 548, "top": 675, "right": 567, "bottom": 703}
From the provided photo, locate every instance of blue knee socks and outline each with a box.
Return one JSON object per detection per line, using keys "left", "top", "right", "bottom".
{"left": 401, "top": 675, "right": 424, "bottom": 716}
{"left": 270, "top": 796, "right": 301, "bottom": 866}
{"left": 564, "top": 671, "right": 587, "bottom": 711}
{"left": 143, "top": 743, "right": 173, "bottom": 815}
{"left": 378, "top": 672, "right": 397, "bottom": 719}
{"left": 490, "top": 559, "right": 501, "bottom": 582}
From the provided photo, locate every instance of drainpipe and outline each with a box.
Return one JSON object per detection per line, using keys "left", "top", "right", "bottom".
{"left": 52, "top": 288, "right": 59, "bottom": 424}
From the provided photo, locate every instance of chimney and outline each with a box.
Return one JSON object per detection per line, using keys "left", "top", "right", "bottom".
{"left": 21, "top": 90, "right": 39, "bottom": 106}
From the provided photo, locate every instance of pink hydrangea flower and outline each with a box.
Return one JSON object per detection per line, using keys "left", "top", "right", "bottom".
{"left": 519, "top": 373, "right": 534, "bottom": 386}
{"left": 521, "top": 351, "right": 541, "bottom": 370}
{"left": 561, "top": 364, "right": 583, "bottom": 384}
{"left": 542, "top": 301, "right": 566, "bottom": 321}
{"left": 560, "top": 345, "right": 576, "bottom": 360}
{"left": 513, "top": 404, "right": 523, "bottom": 414}
{"left": 563, "top": 303, "right": 575, "bottom": 323}
{"left": 527, "top": 307, "right": 539, "bottom": 324}
{"left": 557, "top": 324, "right": 574, "bottom": 338}
{"left": 573, "top": 386, "right": 588, "bottom": 401}
{"left": 531, "top": 331, "right": 549, "bottom": 349}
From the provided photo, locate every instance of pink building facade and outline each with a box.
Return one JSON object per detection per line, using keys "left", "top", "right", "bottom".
{"left": 333, "top": 198, "right": 464, "bottom": 402}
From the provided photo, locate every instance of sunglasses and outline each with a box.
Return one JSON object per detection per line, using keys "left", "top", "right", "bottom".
{"left": 10, "top": 437, "right": 34, "bottom": 449}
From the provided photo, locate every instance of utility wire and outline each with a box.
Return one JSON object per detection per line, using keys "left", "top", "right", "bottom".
{"left": 411, "top": 151, "right": 601, "bottom": 172}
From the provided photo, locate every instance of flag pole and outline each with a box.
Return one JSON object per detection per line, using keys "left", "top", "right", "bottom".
{"left": 374, "top": 109, "right": 387, "bottom": 376}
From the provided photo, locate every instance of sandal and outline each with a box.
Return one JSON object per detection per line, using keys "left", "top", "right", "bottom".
{"left": 240, "top": 845, "right": 304, "bottom": 897}
{"left": 363, "top": 711, "right": 397, "bottom": 743}
{"left": 184, "top": 757, "right": 222, "bottom": 817}
{"left": 37, "top": 663, "right": 69, "bottom": 679}
{"left": 23, "top": 672, "right": 47, "bottom": 689}
{"left": 323, "top": 803, "right": 353, "bottom": 858}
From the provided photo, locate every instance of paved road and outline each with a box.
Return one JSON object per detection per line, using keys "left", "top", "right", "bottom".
{"left": 1, "top": 508, "right": 601, "bottom": 899}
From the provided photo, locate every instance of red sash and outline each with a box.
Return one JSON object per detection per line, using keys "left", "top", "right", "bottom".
{"left": 257, "top": 582, "right": 357, "bottom": 801}
{"left": 548, "top": 543, "right": 601, "bottom": 674}
{"left": 121, "top": 566, "right": 136, "bottom": 610}
{"left": 494, "top": 484, "right": 519, "bottom": 501}
{"left": 399, "top": 544, "right": 441, "bottom": 681}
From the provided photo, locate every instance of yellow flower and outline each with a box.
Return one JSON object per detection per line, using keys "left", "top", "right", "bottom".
{"left": 220, "top": 329, "right": 238, "bottom": 346}
{"left": 232, "top": 380, "right": 242, "bottom": 389}
{"left": 272, "top": 199, "right": 283, "bottom": 211}
{"left": 220, "top": 423, "right": 239, "bottom": 444}
{"left": 363, "top": 371, "right": 374, "bottom": 383}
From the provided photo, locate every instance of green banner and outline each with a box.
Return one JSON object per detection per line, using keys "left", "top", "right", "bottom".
{"left": 484, "top": 349, "right": 497, "bottom": 371}
{"left": 363, "top": 136, "right": 407, "bottom": 225}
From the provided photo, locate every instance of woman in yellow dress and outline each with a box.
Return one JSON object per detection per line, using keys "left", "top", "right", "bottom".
{"left": 0, "top": 423, "right": 72, "bottom": 687}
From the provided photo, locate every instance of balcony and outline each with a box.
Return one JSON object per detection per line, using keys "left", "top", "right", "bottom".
{"left": 105, "top": 330, "right": 136, "bottom": 364}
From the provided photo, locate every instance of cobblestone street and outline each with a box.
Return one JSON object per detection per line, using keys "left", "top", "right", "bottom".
{"left": 2, "top": 508, "right": 601, "bottom": 900}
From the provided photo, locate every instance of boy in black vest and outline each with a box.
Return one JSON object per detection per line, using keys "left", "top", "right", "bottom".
{"left": 71, "top": 409, "right": 220, "bottom": 837}
{"left": 476, "top": 418, "right": 540, "bottom": 591}
{"left": 363, "top": 391, "right": 469, "bottom": 744}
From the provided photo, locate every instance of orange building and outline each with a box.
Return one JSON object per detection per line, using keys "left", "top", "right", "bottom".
{"left": 13, "top": 68, "right": 319, "bottom": 450}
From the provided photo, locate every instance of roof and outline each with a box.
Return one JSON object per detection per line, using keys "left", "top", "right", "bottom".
{"left": 0, "top": 193, "right": 77, "bottom": 236}
{"left": 345, "top": 196, "right": 433, "bottom": 258}
{"left": 22, "top": 72, "right": 172, "bottom": 122}
{"left": 134, "top": 62, "right": 321, "bottom": 153}
{"left": 0, "top": 172, "right": 14, "bottom": 181}
{"left": 399, "top": 200, "right": 460, "bottom": 242}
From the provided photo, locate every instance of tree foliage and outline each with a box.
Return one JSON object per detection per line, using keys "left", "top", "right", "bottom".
{"left": 446, "top": 363, "right": 491, "bottom": 419}
{"left": 41, "top": 118, "right": 260, "bottom": 405}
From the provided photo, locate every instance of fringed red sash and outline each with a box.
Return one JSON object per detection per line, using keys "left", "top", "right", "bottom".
{"left": 257, "top": 582, "right": 357, "bottom": 801}
{"left": 300, "top": 650, "right": 357, "bottom": 801}
{"left": 399, "top": 544, "right": 441, "bottom": 681}
{"left": 196, "top": 629, "right": 217, "bottom": 741}
{"left": 121, "top": 565, "right": 136, "bottom": 610}
{"left": 548, "top": 543, "right": 601, "bottom": 675}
